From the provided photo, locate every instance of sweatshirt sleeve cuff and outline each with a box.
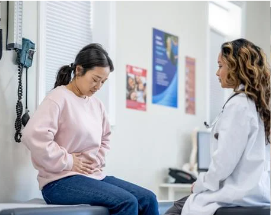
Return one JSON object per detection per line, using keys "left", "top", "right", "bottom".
{"left": 65, "top": 153, "right": 73, "bottom": 171}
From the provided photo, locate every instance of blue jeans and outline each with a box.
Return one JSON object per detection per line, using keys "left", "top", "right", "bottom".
{"left": 42, "top": 175, "right": 159, "bottom": 215}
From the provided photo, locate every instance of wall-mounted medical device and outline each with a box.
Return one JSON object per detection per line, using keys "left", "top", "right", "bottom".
{"left": 6, "top": 1, "right": 23, "bottom": 50}
{"left": 5, "top": 1, "right": 36, "bottom": 142}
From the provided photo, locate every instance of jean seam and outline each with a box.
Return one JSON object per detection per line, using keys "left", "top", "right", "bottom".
{"left": 42, "top": 193, "right": 52, "bottom": 204}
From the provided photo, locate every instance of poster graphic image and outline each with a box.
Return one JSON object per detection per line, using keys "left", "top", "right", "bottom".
{"left": 126, "top": 65, "right": 147, "bottom": 111}
{"left": 185, "top": 57, "right": 196, "bottom": 115}
{"left": 152, "top": 28, "right": 178, "bottom": 108}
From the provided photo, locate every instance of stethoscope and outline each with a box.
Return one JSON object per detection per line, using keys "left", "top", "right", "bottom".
{"left": 204, "top": 92, "right": 241, "bottom": 129}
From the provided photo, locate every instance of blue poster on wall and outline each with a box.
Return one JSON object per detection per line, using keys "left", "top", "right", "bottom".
{"left": 152, "top": 28, "right": 178, "bottom": 108}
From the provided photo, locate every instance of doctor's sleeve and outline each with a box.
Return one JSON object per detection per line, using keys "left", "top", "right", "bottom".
{"left": 193, "top": 101, "right": 251, "bottom": 193}
{"left": 22, "top": 98, "right": 73, "bottom": 173}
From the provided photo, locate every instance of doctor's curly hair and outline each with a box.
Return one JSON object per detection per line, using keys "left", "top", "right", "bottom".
{"left": 221, "top": 38, "right": 270, "bottom": 144}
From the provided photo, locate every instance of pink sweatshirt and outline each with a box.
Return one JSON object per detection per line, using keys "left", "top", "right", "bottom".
{"left": 22, "top": 86, "right": 111, "bottom": 190}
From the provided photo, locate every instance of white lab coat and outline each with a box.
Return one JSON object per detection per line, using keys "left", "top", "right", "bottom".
{"left": 181, "top": 92, "right": 270, "bottom": 215}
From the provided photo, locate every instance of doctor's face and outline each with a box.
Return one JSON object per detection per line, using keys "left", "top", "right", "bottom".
{"left": 216, "top": 53, "right": 232, "bottom": 88}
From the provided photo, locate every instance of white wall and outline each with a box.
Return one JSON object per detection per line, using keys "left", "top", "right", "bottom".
{"left": 0, "top": 2, "right": 41, "bottom": 202}
{"left": 0, "top": 1, "right": 269, "bottom": 203}
{"left": 244, "top": 1, "right": 270, "bottom": 57}
{"left": 105, "top": 1, "right": 209, "bottom": 199}
{"left": 92, "top": 1, "right": 116, "bottom": 125}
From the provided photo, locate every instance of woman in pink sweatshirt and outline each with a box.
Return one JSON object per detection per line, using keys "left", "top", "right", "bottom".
{"left": 22, "top": 43, "right": 159, "bottom": 215}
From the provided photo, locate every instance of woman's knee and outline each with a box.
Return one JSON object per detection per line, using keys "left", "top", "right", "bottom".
{"left": 126, "top": 194, "right": 138, "bottom": 206}
{"left": 147, "top": 190, "right": 158, "bottom": 204}
{"left": 138, "top": 190, "right": 159, "bottom": 214}
{"left": 141, "top": 189, "right": 158, "bottom": 207}
{"left": 115, "top": 194, "right": 138, "bottom": 213}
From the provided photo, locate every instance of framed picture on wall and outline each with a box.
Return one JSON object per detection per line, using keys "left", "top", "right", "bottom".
{"left": 152, "top": 28, "right": 179, "bottom": 108}
{"left": 126, "top": 65, "right": 147, "bottom": 111}
{"left": 185, "top": 56, "right": 196, "bottom": 115}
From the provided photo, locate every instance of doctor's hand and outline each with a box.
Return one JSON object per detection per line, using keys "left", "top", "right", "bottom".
{"left": 191, "top": 182, "right": 195, "bottom": 193}
{"left": 71, "top": 153, "right": 94, "bottom": 175}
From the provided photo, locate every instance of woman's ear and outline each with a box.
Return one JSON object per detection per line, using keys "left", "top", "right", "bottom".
{"left": 75, "top": 65, "right": 83, "bottom": 77}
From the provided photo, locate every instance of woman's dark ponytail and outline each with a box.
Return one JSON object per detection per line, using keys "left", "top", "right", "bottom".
{"left": 54, "top": 64, "right": 75, "bottom": 88}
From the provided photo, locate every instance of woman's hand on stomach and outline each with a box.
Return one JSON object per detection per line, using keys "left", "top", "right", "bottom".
{"left": 72, "top": 152, "right": 94, "bottom": 174}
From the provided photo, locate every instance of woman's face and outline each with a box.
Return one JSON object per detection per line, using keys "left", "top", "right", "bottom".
{"left": 135, "top": 76, "right": 142, "bottom": 84}
{"left": 130, "top": 91, "right": 137, "bottom": 101}
{"left": 76, "top": 66, "right": 110, "bottom": 97}
{"left": 128, "top": 77, "right": 135, "bottom": 89}
{"left": 216, "top": 53, "right": 232, "bottom": 88}
{"left": 138, "top": 83, "right": 144, "bottom": 91}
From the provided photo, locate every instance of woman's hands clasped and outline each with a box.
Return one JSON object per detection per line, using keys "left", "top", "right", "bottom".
{"left": 71, "top": 153, "right": 94, "bottom": 174}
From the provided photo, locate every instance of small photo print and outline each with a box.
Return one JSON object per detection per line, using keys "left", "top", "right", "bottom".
{"left": 126, "top": 65, "right": 147, "bottom": 111}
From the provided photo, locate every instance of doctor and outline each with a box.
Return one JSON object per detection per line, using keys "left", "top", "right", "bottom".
{"left": 165, "top": 38, "right": 270, "bottom": 215}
